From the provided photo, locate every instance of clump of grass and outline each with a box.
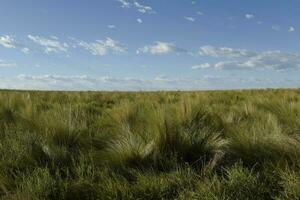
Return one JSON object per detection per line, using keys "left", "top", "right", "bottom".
{"left": 0, "top": 89, "right": 299, "bottom": 199}
{"left": 227, "top": 131, "right": 300, "bottom": 168}
{"left": 278, "top": 169, "right": 300, "bottom": 200}
{"left": 161, "top": 101, "right": 228, "bottom": 170}
{"left": 14, "top": 168, "right": 60, "bottom": 200}
{"left": 256, "top": 100, "right": 300, "bottom": 135}
{"left": 99, "top": 124, "right": 158, "bottom": 167}
{"left": 181, "top": 163, "right": 271, "bottom": 200}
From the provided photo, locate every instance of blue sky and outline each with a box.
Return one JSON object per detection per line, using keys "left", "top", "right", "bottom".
{"left": 0, "top": 0, "right": 299, "bottom": 90}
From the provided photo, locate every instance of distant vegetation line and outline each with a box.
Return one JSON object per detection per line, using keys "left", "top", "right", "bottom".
{"left": 0, "top": 89, "right": 299, "bottom": 199}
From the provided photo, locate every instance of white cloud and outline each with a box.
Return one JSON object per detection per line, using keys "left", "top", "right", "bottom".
{"left": 137, "top": 18, "right": 143, "bottom": 23}
{"left": 191, "top": 63, "right": 211, "bottom": 69}
{"left": 257, "top": 21, "right": 263, "bottom": 25}
{"left": 272, "top": 25, "right": 280, "bottom": 31}
{"left": 117, "top": 0, "right": 155, "bottom": 14}
{"left": 0, "top": 35, "right": 16, "bottom": 48}
{"left": 245, "top": 14, "right": 254, "bottom": 19}
{"left": 133, "top": 1, "right": 154, "bottom": 14}
{"left": 117, "top": 0, "right": 130, "bottom": 8}
{"left": 0, "top": 74, "right": 297, "bottom": 91}
{"left": 184, "top": 16, "right": 195, "bottom": 22}
{"left": 28, "top": 35, "right": 69, "bottom": 54}
{"left": 214, "top": 61, "right": 244, "bottom": 69}
{"left": 0, "top": 35, "right": 31, "bottom": 54}
{"left": 288, "top": 26, "right": 295, "bottom": 32}
{"left": 197, "top": 11, "right": 203, "bottom": 15}
{"left": 197, "top": 45, "right": 300, "bottom": 71}
{"left": 21, "top": 47, "right": 30, "bottom": 54}
{"left": 0, "top": 59, "right": 17, "bottom": 67}
{"left": 8, "top": 74, "right": 148, "bottom": 91}
{"left": 137, "top": 41, "right": 185, "bottom": 55}
{"left": 198, "top": 45, "right": 257, "bottom": 58}
{"left": 77, "top": 37, "right": 126, "bottom": 56}
{"left": 233, "top": 51, "right": 300, "bottom": 71}
{"left": 108, "top": 25, "right": 116, "bottom": 29}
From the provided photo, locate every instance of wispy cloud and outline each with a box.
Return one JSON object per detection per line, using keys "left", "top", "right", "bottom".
{"left": 245, "top": 14, "right": 254, "bottom": 19}
{"left": 0, "top": 74, "right": 297, "bottom": 91}
{"left": 76, "top": 37, "right": 126, "bottom": 56}
{"left": 0, "top": 59, "right": 17, "bottom": 67}
{"left": 196, "top": 11, "right": 203, "bottom": 15}
{"left": 117, "top": 0, "right": 155, "bottom": 14}
{"left": 288, "top": 26, "right": 295, "bottom": 32}
{"left": 197, "top": 45, "right": 257, "bottom": 58}
{"left": 0, "top": 35, "right": 16, "bottom": 48}
{"left": 137, "top": 41, "right": 185, "bottom": 55}
{"left": 10, "top": 74, "right": 150, "bottom": 90}
{"left": 108, "top": 24, "right": 116, "bottom": 29}
{"left": 21, "top": 47, "right": 30, "bottom": 54}
{"left": 0, "top": 35, "right": 31, "bottom": 54}
{"left": 191, "top": 63, "right": 211, "bottom": 69}
{"left": 272, "top": 25, "right": 280, "bottom": 31}
{"left": 184, "top": 16, "right": 196, "bottom": 22}
{"left": 137, "top": 18, "right": 143, "bottom": 24}
{"left": 28, "top": 35, "right": 69, "bottom": 54}
{"left": 195, "top": 45, "right": 300, "bottom": 71}
{"left": 117, "top": 0, "right": 130, "bottom": 8}
{"left": 133, "top": 1, "right": 154, "bottom": 14}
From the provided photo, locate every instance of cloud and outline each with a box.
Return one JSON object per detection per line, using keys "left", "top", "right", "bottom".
{"left": 117, "top": 0, "right": 130, "bottom": 8}
{"left": 0, "top": 35, "right": 31, "bottom": 54}
{"left": 117, "top": 0, "right": 155, "bottom": 14}
{"left": 257, "top": 21, "right": 263, "bottom": 25}
{"left": 212, "top": 52, "right": 300, "bottom": 71}
{"left": 108, "top": 25, "right": 116, "bottom": 29}
{"left": 137, "top": 18, "right": 143, "bottom": 23}
{"left": 214, "top": 61, "right": 246, "bottom": 69}
{"left": 1, "top": 74, "right": 298, "bottom": 91}
{"left": 133, "top": 1, "right": 154, "bottom": 14}
{"left": 0, "top": 59, "right": 17, "bottom": 67}
{"left": 28, "top": 35, "right": 69, "bottom": 54}
{"left": 17, "top": 74, "right": 90, "bottom": 82}
{"left": 0, "top": 35, "right": 16, "bottom": 48}
{"left": 8, "top": 74, "right": 148, "bottom": 90}
{"left": 288, "top": 26, "right": 295, "bottom": 32}
{"left": 191, "top": 63, "right": 211, "bottom": 69}
{"left": 77, "top": 37, "right": 126, "bottom": 56}
{"left": 137, "top": 41, "right": 185, "bottom": 55}
{"left": 21, "top": 47, "right": 30, "bottom": 54}
{"left": 197, "top": 11, "right": 203, "bottom": 15}
{"left": 16, "top": 74, "right": 98, "bottom": 90}
{"left": 184, "top": 16, "right": 195, "bottom": 22}
{"left": 228, "top": 51, "right": 300, "bottom": 71}
{"left": 245, "top": 14, "right": 254, "bottom": 19}
{"left": 196, "top": 45, "right": 300, "bottom": 71}
{"left": 272, "top": 25, "right": 280, "bottom": 31}
{"left": 197, "top": 45, "right": 257, "bottom": 58}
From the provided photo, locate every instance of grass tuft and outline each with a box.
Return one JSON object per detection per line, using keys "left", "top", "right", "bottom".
{"left": 0, "top": 89, "right": 299, "bottom": 199}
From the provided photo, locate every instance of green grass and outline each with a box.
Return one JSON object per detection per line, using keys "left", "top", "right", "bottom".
{"left": 0, "top": 89, "right": 299, "bottom": 199}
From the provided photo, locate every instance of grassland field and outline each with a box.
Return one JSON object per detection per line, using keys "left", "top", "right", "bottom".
{"left": 0, "top": 89, "right": 299, "bottom": 200}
